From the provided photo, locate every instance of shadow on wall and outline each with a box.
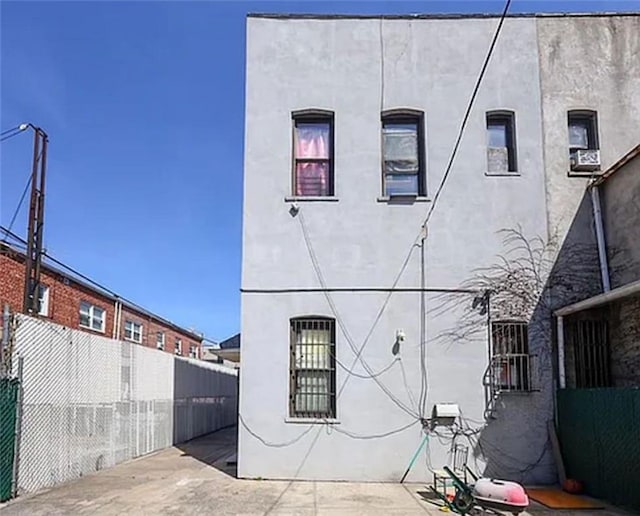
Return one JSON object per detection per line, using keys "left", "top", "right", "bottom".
{"left": 172, "top": 357, "right": 239, "bottom": 476}
{"left": 479, "top": 191, "right": 603, "bottom": 484}
{"left": 437, "top": 191, "right": 606, "bottom": 484}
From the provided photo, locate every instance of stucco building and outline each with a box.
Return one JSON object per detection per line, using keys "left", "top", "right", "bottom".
{"left": 239, "top": 12, "right": 640, "bottom": 483}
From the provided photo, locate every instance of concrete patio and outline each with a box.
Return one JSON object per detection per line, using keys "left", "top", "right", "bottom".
{"left": 0, "top": 427, "right": 629, "bottom": 515}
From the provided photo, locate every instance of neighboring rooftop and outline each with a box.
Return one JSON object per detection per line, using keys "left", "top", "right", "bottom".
{"left": 0, "top": 235, "right": 203, "bottom": 341}
{"left": 248, "top": 11, "right": 640, "bottom": 20}
{"left": 592, "top": 143, "right": 640, "bottom": 187}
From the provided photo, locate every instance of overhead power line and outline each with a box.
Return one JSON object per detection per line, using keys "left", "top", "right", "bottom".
{"left": 0, "top": 124, "right": 28, "bottom": 142}
{"left": 1, "top": 174, "right": 34, "bottom": 243}
{"left": 424, "top": 0, "right": 512, "bottom": 226}
{"left": 0, "top": 225, "right": 208, "bottom": 341}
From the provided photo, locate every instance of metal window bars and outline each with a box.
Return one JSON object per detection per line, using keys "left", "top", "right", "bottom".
{"left": 289, "top": 318, "right": 336, "bottom": 419}
{"left": 567, "top": 319, "right": 610, "bottom": 388}
{"left": 490, "top": 322, "right": 532, "bottom": 393}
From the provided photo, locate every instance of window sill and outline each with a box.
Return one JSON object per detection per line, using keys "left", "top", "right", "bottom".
{"left": 484, "top": 171, "right": 520, "bottom": 177}
{"left": 79, "top": 324, "right": 105, "bottom": 334}
{"left": 285, "top": 417, "right": 340, "bottom": 425}
{"left": 124, "top": 337, "right": 142, "bottom": 344}
{"left": 567, "top": 170, "right": 601, "bottom": 177}
{"left": 284, "top": 196, "right": 339, "bottom": 202}
{"left": 377, "top": 196, "right": 430, "bottom": 203}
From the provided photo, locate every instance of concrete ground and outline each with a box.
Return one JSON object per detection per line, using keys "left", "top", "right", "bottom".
{"left": 0, "top": 427, "right": 629, "bottom": 516}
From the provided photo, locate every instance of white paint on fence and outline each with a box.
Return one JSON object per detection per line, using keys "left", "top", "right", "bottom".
{"left": 12, "top": 314, "right": 237, "bottom": 494}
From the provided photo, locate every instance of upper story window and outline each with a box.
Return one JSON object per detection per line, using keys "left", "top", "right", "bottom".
{"left": 486, "top": 111, "right": 517, "bottom": 173}
{"left": 124, "top": 320, "right": 143, "bottom": 343}
{"left": 37, "top": 284, "right": 50, "bottom": 317}
{"left": 568, "top": 110, "right": 600, "bottom": 172}
{"left": 156, "top": 331, "right": 165, "bottom": 350}
{"left": 289, "top": 316, "right": 336, "bottom": 419}
{"left": 79, "top": 301, "right": 105, "bottom": 333}
{"left": 175, "top": 338, "right": 182, "bottom": 356}
{"left": 292, "top": 110, "right": 334, "bottom": 197}
{"left": 189, "top": 345, "right": 198, "bottom": 359}
{"left": 381, "top": 110, "right": 425, "bottom": 197}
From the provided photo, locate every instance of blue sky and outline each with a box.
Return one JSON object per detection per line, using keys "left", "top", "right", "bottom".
{"left": 1, "top": 0, "right": 638, "bottom": 342}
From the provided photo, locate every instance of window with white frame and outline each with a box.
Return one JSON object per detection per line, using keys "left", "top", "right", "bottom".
{"left": 491, "top": 321, "right": 530, "bottom": 392}
{"left": 175, "top": 338, "right": 182, "bottom": 355}
{"left": 289, "top": 317, "right": 336, "bottom": 419}
{"left": 189, "top": 345, "right": 198, "bottom": 359}
{"left": 124, "top": 320, "right": 143, "bottom": 343}
{"left": 156, "top": 331, "right": 165, "bottom": 350}
{"left": 79, "top": 301, "right": 105, "bottom": 332}
{"left": 37, "top": 284, "right": 50, "bottom": 317}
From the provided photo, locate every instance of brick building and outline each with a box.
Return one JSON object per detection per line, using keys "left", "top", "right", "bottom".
{"left": 0, "top": 243, "right": 203, "bottom": 358}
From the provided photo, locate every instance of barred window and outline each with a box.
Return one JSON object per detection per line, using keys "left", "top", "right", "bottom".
{"left": 491, "top": 321, "right": 530, "bottom": 392}
{"left": 289, "top": 317, "right": 336, "bottom": 419}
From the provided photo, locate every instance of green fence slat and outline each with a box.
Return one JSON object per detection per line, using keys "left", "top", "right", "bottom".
{"left": 0, "top": 377, "right": 19, "bottom": 502}
{"left": 557, "top": 388, "right": 640, "bottom": 512}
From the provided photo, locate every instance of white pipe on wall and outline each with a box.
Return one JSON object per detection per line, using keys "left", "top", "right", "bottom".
{"left": 112, "top": 300, "right": 120, "bottom": 339}
{"left": 557, "top": 316, "right": 565, "bottom": 389}
{"left": 590, "top": 185, "right": 611, "bottom": 292}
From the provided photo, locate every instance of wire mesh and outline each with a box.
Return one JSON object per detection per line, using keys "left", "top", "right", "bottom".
{"left": 558, "top": 388, "right": 640, "bottom": 511}
{"left": 6, "top": 313, "right": 237, "bottom": 495}
{"left": 0, "top": 377, "right": 19, "bottom": 502}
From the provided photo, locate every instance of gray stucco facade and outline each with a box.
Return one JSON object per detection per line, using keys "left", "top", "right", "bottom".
{"left": 239, "top": 13, "right": 640, "bottom": 483}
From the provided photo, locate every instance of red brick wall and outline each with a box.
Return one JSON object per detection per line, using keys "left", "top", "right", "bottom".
{"left": 0, "top": 250, "right": 202, "bottom": 357}
{"left": 0, "top": 252, "right": 25, "bottom": 312}
{"left": 119, "top": 305, "right": 202, "bottom": 357}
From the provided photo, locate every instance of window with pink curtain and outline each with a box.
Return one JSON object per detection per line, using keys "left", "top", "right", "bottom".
{"left": 293, "top": 115, "right": 333, "bottom": 196}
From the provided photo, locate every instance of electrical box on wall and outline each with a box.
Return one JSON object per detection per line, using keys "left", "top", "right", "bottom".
{"left": 431, "top": 403, "right": 460, "bottom": 427}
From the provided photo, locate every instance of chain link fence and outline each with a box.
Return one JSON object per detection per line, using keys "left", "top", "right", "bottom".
{"left": 557, "top": 388, "right": 640, "bottom": 512}
{"left": 1, "top": 312, "right": 237, "bottom": 497}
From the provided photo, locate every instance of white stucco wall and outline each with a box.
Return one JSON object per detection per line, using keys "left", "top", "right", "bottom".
{"left": 536, "top": 14, "right": 640, "bottom": 243}
{"left": 240, "top": 14, "right": 556, "bottom": 483}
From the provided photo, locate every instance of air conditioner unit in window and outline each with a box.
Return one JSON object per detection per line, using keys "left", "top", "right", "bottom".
{"left": 571, "top": 149, "right": 601, "bottom": 172}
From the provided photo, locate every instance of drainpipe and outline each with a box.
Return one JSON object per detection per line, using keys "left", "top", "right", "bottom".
{"left": 590, "top": 185, "right": 610, "bottom": 292}
{"left": 114, "top": 300, "right": 122, "bottom": 341}
{"left": 557, "top": 316, "right": 565, "bottom": 389}
{"left": 112, "top": 299, "right": 120, "bottom": 339}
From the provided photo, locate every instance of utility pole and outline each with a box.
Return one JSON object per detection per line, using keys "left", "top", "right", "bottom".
{"left": 22, "top": 125, "right": 48, "bottom": 315}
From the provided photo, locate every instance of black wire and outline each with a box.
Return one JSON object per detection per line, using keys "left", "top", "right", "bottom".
{"left": 298, "top": 210, "right": 420, "bottom": 419}
{"left": 240, "top": 0, "right": 514, "bottom": 451}
{"left": 0, "top": 129, "right": 25, "bottom": 143}
{"left": 423, "top": 0, "right": 512, "bottom": 227}
{"left": 329, "top": 418, "right": 419, "bottom": 439}
{"left": 1, "top": 174, "right": 33, "bottom": 243}
{"left": 1, "top": 125, "right": 24, "bottom": 136}
{"left": 238, "top": 413, "right": 316, "bottom": 448}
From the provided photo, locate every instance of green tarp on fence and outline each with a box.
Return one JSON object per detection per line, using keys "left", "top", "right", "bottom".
{"left": 557, "top": 388, "right": 640, "bottom": 511}
{"left": 0, "top": 377, "right": 19, "bottom": 502}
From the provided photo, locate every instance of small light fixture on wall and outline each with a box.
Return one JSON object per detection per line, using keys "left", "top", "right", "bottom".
{"left": 392, "top": 329, "right": 405, "bottom": 356}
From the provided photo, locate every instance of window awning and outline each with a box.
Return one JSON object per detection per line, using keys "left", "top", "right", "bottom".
{"left": 554, "top": 278, "right": 640, "bottom": 317}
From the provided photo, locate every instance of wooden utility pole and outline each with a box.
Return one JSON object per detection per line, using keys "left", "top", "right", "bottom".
{"left": 22, "top": 125, "right": 48, "bottom": 315}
